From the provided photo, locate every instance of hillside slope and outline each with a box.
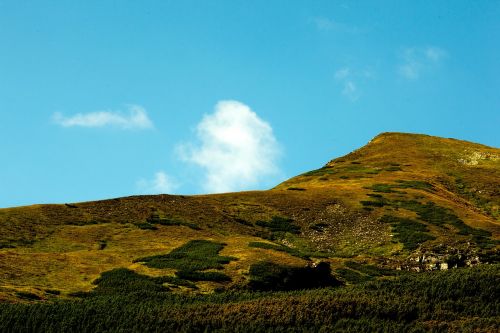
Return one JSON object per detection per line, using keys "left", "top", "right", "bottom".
{"left": 0, "top": 132, "right": 498, "bottom": 303}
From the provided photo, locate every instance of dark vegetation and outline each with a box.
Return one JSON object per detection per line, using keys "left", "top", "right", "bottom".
{"left": 97, "top": 240, "right": 107, "bottom": 250}
{"left": 392, "top": 200, "right": 496, "bottom": 248}
{"left": 147, "top": 212, "right": 201, "bottom": 230}
{"left": 249, "top": 241, "right": 308, "bottom": 259}
{"left": 380, "top": 215, "right": 436, "bottom": 250}
{"left": 1, "top": 265, "right": 498, "bottom": 332}
{"left": 15, "top": 292, "right": 41, "bottom": 301}
{"left": 76, "top": 268, "right": 197, "bottom": 296}
{"left": 133, "top": 240, "right": 236, "bottom": 282}
{"left": 365, "top": 180, "right": 434, "bottom": 193}
{"left": 361, "top": 183, "right": 496, "bottom": 249}
{"left": 255, "top": 215, "right": 301, "bottom": 239}
{"left": 336, "top": 261, "right": 397, "bottom": 284}
{"left": 135, "top": 222, "right": 157, "bottom": 230}
{"left": 287, "top": 187, "right": 306, "bottom": 191}
{"left": 248, "top": 261, "right": 340, "bottom": 291}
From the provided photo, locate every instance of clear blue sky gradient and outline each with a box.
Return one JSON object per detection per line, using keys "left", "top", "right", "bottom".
{"left": 1, "top": 1, "right": 499, "bottom": 207}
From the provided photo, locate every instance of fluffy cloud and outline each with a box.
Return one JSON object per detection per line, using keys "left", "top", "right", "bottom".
{"left": 53, "top": 105, "right": 153, "bottom": 130}
{"left": 178, "top": 100, "right": 281, "bottom": 193}
{"left": 137, "top": 171, "right": 178, "bottom": 194}
{"left": 398, "top": 46, "right": 447, "bottom": 80}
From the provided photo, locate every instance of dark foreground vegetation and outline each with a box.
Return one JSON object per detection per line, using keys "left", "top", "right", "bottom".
{"left": 0, "top": 265, "right": 498, "bottom": 332}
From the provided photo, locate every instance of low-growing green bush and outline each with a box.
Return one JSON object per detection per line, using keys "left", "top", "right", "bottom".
{"left": 134, "top": 240, "right": 236, "bottom": 271}
{"left": 248, "top": 261, "right": 341, "bottom": 291}
{"left": 255, "top": 216, "right": 300, "bottom": 235}
{"left": 176, "top": 270, "right": 231, "bottom": 282}
{"left": 135, "top": 223, "right": 157, "bottom": 230}
{"left": 380, "top": 215, "right": 435, "bottom": 250}
{"left": 15, "top": 291, "right": 41, "bottom": 301}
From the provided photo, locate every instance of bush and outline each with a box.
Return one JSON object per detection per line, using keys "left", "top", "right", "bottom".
{"left": 380, "top": 215, "right": 435, "bottom": 250}
{"left": 176, "top": 270, "right": 231, "bottom": 282}
{"left": 248, "top": 261, "right": 341, "bottom": 291}
{"left": 91, "top": 268, "right": 169, "bottom": 295}
{"left": 134, "top": 240, "right": 236, "bottom": 271}
{"left": 135, "top": 223, "right": 157, "bottom": 230}
{"left": 255, "top": 216, "right": 300, "bottom": 234}
{"left": 15, "top": 292, "right": 41, "bottom": 301}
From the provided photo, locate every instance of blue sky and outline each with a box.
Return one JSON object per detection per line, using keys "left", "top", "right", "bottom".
{"left": 1, "top": 1, "right": 499, "bottom": 207}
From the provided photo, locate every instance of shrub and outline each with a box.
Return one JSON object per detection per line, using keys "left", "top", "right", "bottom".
{"left": 287, "top": 187, "right": 306, "bottom": 191}
{"left": 176, "top": 270, "right": 231, "bottom": 282}
{"left": 135, "top": 223, "right": 157, "bottom": 230}
{"left": 255, "top": 216, "right": 300, "bottom": 234}
{"left": 248, "top": 261, "right": 341, "bottom": 291}
{"left": 91, "top": 268, "right": 169, "bottom": 295}
{"left": 15, "top": 292, "right": 41, "bottom": 301}
{"left": 134, "top": 240, "right": 236, "bottom": 271}
{"left": 380, "top": 215, "right": 435, "bottom": 250}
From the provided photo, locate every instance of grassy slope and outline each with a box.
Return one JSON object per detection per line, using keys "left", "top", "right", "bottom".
{"left": 0, "top": 132, "right": 499, "bottom": 302}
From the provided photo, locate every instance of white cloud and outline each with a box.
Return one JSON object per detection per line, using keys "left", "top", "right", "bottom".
{"left": 334, "top": 67, "right": 363, "bottom": 101}
{"left": 334, "top": 67, "right": 350, "bottom": 80}
{"left": 398, "top": 46, "right": 447, "bottom": 80}
{"left": 53, "top": 105, "right": 153, "bottom": 130}
{"left": 177, "top": 100, "right": 281, "bottom": 193}
{"left": 399, "top": 61, "right": 421, "bottom": 80}
{"left": 425, "top": 47, "right": 446, "bottom": 62}
{"left": 312, "top": 17, "right": 359, "bottom": 33}
{"left": 342, "top": 81, "right": 358, "bottom": 101}
{"left": 137, "top": 171, "right": 178, "bottom": 194}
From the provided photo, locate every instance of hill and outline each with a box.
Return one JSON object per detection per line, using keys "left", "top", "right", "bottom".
{"left": 0, "top": 132, "right": 499, "bottom": 331}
